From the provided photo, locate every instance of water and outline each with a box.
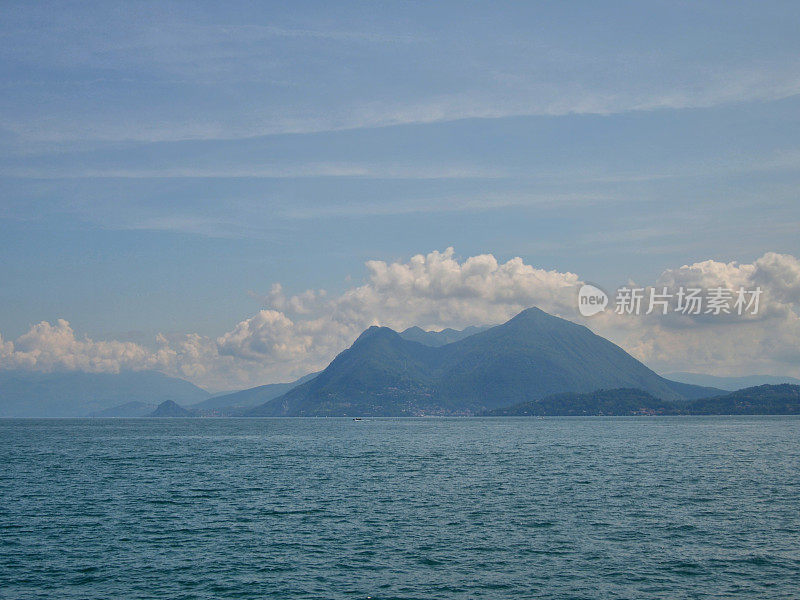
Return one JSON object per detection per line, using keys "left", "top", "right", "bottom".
{"left": 1, "top": 417, "right": 799, "bottom": 599}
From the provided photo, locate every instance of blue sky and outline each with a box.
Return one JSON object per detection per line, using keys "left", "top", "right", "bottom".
{"left": 1, "top": 2, "right": 799, "bottom": 388}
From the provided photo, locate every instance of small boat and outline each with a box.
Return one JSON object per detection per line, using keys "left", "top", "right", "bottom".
{"left": 353, "top": 417, "right": 363, "bottom": 421}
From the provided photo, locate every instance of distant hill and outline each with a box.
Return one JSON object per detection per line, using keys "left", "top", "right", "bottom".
{"left": 149, "top": 400, "right": 196, "bottom": 417}
{"left": 483, "top": 384, "right": 800, "bottom": 416}
{"left": 90, "top": 401, "right": 157, "bottom": 418}
{"left": 482, "top": 388, "right": 674, "bottom": 416}
{"left": 0, "top": 370, "right": 210, "bottom": 418}
{"left": 196, "top": 372, "right": 317, "bottom": 415}
{"left": 246, "top": 307, "right": 717, "bottom": 417}
{"left": 399, "top": 325, "right": 489, "bottom": 347}
{"left": 683, "top": 384, "right": 800, "bottom": 415}
{"left": 664, "top": 372, "right": 800, "bottom": 391}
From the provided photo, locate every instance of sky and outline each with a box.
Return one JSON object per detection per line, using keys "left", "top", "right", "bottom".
{"left": 1, "top": 1, "right": 799, "bottom": 390}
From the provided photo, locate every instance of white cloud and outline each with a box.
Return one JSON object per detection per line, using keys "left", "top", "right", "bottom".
{"left": 211, "top": 248, "right": 582, "bottom": 386}
{"left": 217, "top": 310, "right": 312, "bottom": 361}
{"left": 598, "top": 252, "right": 800, "bottom": 375}
{"left": 2, "top": 319, "right": 156, "bottom": 373}
{"left": 1, "top": 249, "right": 799, "bottom": 390}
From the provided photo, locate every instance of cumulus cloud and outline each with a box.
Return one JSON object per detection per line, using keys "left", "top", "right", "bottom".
{"left": 1, "top": 319, "right": 157, "bottom": 373}
{"left": 1, "top": 249, "right": 799, "bottom": 389}
{"left": 599, "top": 252, "right": 800, "bottom": 375}
{"left": 217, "top": 310, "right": 312, "bottom": 361}
{"left": 211, "top": 248, "right": 582, "bottom": 386}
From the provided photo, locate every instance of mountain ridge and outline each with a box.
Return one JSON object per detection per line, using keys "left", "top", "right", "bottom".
{"left": 191, "top": 372, "right": 317, "bottom": 414}
{"left": 481, "top": 384, "right": 800, "bottom": 416}
{"left": 664, "top": 372, "right": 800, "bottom": 391}
{"left": 247, "top": 307, "right": 718, "bottom": 417}
{"left": 0, "top": 370, "right": 209, "bottom": 418}
{"left": 399, "top": 325, "right": 489, "bottom": 347}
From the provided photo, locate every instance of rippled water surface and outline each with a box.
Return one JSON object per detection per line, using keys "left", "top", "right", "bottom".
{"left": 1, "top": 417, "right": 799, "bottom": 599}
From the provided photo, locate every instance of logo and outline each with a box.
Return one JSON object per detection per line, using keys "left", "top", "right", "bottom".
{"left": 578, "top": 284, "right": 608, "bottom": 316}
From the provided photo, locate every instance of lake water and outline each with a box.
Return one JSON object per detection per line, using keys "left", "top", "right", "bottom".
{"left": 1, "top": 417, "right": 799, "bottom": 599}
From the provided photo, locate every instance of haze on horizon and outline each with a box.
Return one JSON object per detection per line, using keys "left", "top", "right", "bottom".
{"left": 1, "top": 1, "right": 799, "bottom": 390}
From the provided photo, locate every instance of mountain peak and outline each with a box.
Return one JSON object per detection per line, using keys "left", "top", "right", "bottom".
{"left": 247, "top": 305, "right": 715, "bottom": 416}
{"left": 352, "top": 325, "right": 399, "bottom": 345}
{"left": 501, "top": 306, "right": 585, "bottom": 334}
{"left": 400, "top": 326, "right": 426, "bottom": 335}
{"left": 507, "top": 306, "right": 550, "bottom": 322}
{"left": 149, "top": 400, "right": 195, "bottom": 417}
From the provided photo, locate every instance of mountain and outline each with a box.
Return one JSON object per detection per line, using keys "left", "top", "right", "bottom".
{"left": 0, "top": 370, "right": 210, "bottom": 418}
{"left": 149, "top": 400, "right": 196, "bottom": 417}
{"left": 247, "top": 307, "right": 717, "bottom": 417}
{"left": 484, "top": 384, "right": 800, "bottom": 416}
{"left": 196, "top": 372, "right": 317, "bottom": 415}
{"left": 399, "top": 325, "right": 489, "bottom": 347}
{"left": 664, "top": 372, "right": 800, "bottom": 391}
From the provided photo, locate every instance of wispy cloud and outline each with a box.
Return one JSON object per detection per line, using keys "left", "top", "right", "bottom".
{"left": 5, "top": 67, "right": 800, "bottom": 145}
{"left": 4, "top": 1, "right": 800, "bottom": 148}
{"left": 0, "top": 163, "right": 509, "bottom": 180}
